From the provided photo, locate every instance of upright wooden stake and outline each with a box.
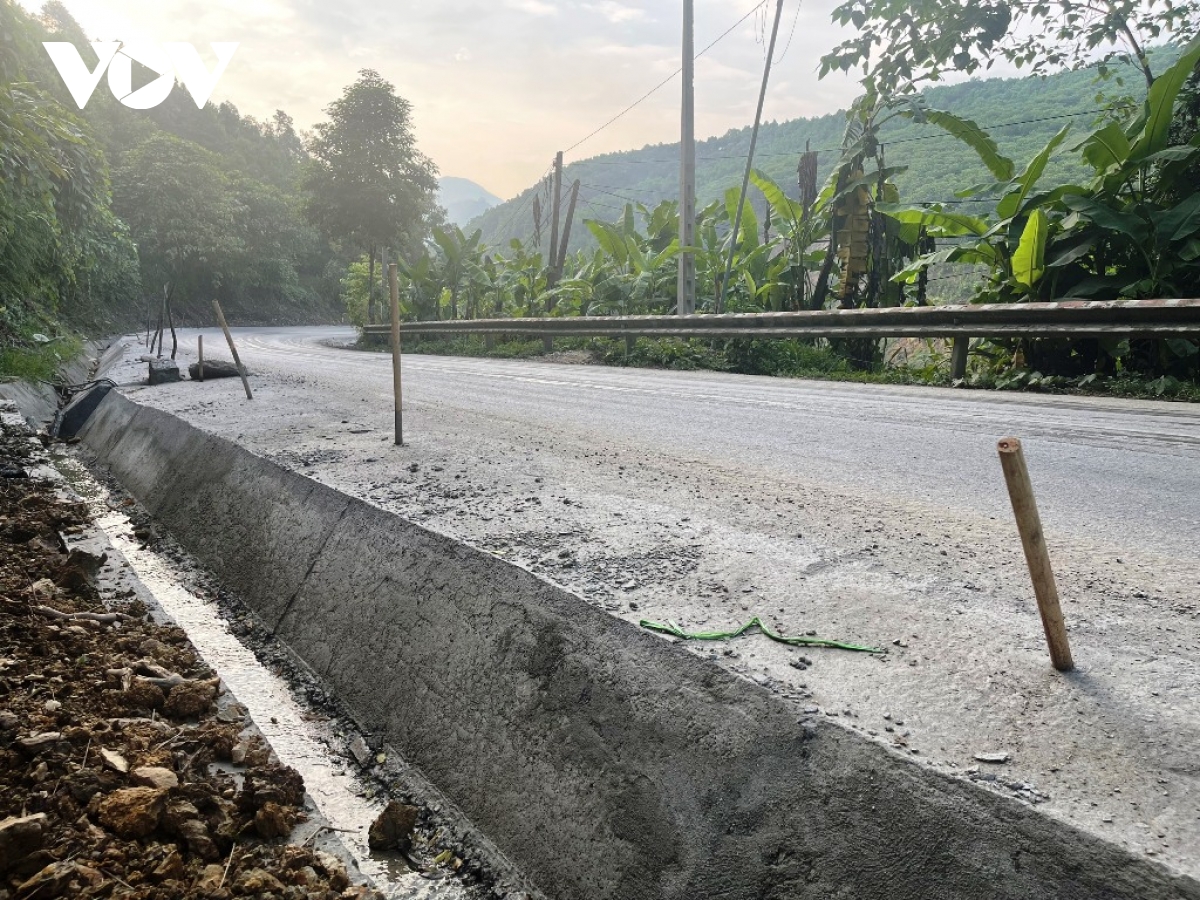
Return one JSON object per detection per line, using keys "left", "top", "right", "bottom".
{"left": 198, "top": 335, "right": 204, "bottom": 381}
{"left": 389, "top": 262, "right": 403, "bottom": 446}
{"left": 997, "top": 437, "right": 1074, "bottom": 671}
{"left": 212, "top": 300, "right": 253, "bottom": 400}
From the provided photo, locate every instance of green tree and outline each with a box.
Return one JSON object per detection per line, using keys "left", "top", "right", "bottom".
{"left": 303, "top": 70, "right": 439, "bottom": 323}
{"left": 112, "top": 134, "right": 239, "bottom": 352}
{"left": 0, "top": 0, "right": 138, "bottom": 344}
{"left": 820, "top": 0, "right": 1198, "bottom": 94}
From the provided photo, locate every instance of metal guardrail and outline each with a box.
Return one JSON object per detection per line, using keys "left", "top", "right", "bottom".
{"left": 362, "top": 298, "right": 1200, "bottom": 378}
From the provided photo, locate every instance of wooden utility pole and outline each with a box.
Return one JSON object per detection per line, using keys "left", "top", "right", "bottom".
{"left": 547, "top": 151, "right": 564, "bottom": 289}
{"left": 997, "top": 437, "right": 1074, "bottom": 671}
{"left": 555, "top": 180, "right": 581, "bottom": 278}
{"left": 678, "top": 0, "right": 697, "bottom": 315}
{"left": 718, "top": 0, "right": 785, "bottom": 314}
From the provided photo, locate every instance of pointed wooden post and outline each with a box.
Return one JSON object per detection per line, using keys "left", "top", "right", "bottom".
{"left": 212, "top": 300, "right": 253, "bottom": 400}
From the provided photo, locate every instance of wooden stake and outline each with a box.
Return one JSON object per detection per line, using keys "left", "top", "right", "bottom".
{"left": 212, "top": 300, "right": 253, "bottom": 400}
{"left": 389, "top": 262, "right": 403, "bottom": 446}
{"left": 198, "top": 335, "right": 204, "bottom": 382}
{"left": 997, "top": 437, "right": 1074, "bottom": 671}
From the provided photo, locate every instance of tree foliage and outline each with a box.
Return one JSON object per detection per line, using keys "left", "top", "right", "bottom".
{"left": 303, "top": 70, "right": 440, "bottom": 322}
{"left": 0, "top": 0, "right": 138, "bottom": 345}
{"left": 820, "top": 0, "right": 1199, "bottom": 94}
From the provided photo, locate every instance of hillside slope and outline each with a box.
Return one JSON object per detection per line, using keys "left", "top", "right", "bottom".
{"left": 471, "top": 52, "right": 1175, "bottom": 253}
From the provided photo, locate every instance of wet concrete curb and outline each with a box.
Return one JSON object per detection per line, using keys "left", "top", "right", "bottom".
{"left": 80, "top": 390, "right": 1200, "bottom": 900}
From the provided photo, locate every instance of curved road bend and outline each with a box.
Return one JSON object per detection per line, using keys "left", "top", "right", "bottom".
{"left": 108, "top": 326, "right": 1200, "bottom": 878}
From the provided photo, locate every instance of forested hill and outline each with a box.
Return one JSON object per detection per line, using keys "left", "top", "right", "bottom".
{"left": 472, "top": 48, "right": 1176, "bottom": 250}
{"left": 1, "top": 0, "right": 343, "bottom": 348}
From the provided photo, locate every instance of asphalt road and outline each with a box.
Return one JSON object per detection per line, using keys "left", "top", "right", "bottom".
{"left": 107, "top": 326, "right": 1200, "bottom": 878}
{"left": 234, "top": 325, "right": 1199, "bottom": 558}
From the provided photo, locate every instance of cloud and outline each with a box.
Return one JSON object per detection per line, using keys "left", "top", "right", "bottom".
{"left": 502, "top": 0, "right": 557, "bottom": 16}
{"left": 583, "top": 2, "right": 648, "bottom": 25}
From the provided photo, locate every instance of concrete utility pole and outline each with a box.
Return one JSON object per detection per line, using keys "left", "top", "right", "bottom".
{"left": 678, "top": 0, "right": 697, "bottom": 315}
{"left": 548, "top": 151, "right": 564, "bottom": 289}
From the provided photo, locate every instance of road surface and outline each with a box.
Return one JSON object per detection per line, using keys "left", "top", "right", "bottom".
{"left": 105, "top": 326, "right": 1200, "bottom": 878}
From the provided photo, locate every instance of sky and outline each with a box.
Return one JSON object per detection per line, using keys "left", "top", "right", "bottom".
{"left": 21, "top": 0, "right": 874, "bottom": 197}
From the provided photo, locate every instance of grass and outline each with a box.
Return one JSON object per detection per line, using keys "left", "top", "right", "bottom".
{"left": 0, "top": 335, "right": 82, "bottom": 382}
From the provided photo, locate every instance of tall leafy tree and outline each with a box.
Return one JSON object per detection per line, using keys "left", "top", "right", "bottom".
{"left": 303, "top": 70, "right": 439, "bottom": 323}
{"left": 112, "top": 134, "right": 239, "bottom": 352}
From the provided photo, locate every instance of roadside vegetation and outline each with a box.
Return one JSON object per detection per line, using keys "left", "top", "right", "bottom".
{"left": 1, "top": 0, "right": 1197, "bottom": 399}
{"left": 348, "top": 3, "right": 1200, "bottom": 398}
{"left": 0, "top": 0, "right": 438, "bottom": 376}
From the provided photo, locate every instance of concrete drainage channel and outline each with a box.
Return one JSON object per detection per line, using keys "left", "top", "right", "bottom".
{"left": 74, "top": 389, "right": 1199, "bottom": 900}
{"left": 55, "top": 456, "right": 490, "bottom": 900}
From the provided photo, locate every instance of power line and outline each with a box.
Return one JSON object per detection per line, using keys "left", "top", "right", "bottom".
{"left": 580, "top": 198, "right": 625, "bottom": 212}
{"left": 581, "top": 183, "right": 642, "bottom": 203}
{"left": 564, "top": 0, "right": 769, "bottom": 157}
{"left": 773, "top": 0, "right": 803, "bottom": 65}
{"left": 493, "top": 163, "right": 553, "bottom": 239}
{"left": 570, "top": 105, "right": 1123, "bottom": 168}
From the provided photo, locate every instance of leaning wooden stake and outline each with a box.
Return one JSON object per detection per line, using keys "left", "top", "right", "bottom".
{"left": 388, "top": 262, "right": 403, "bottom": 446}
{"left": 212, "top": 300, "right": 253, "bottom": 400}
{"left": 997, "top": 437, "right": 1074, "bottom": 671}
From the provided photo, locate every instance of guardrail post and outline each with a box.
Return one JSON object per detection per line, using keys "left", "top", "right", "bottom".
{"left": 950, "top": 336, "right": 969, "bottom": 380}
{"left": 485, "top": 335, "right": 495, "bottom": 351}
{"left": 543, "top": 336, "right": 553, "bottom": 353}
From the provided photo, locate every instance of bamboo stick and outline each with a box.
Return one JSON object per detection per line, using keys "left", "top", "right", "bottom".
{"left": 388, "top": 262, "right": 403, "bottom": 446}
{"left": 997, "top": 437, "right": 1074, "bottom": 671}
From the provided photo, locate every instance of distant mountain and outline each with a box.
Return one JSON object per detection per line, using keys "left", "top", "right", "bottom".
{"left": 438, "top": 177, "right": 503, "bottom": 227}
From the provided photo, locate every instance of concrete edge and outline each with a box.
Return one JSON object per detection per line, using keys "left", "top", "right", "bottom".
{"left": 79, "top": 390, "right": 1200, "bottom": 900}
{"left": 0, "top": 338, "right": 116, "bottom": 428}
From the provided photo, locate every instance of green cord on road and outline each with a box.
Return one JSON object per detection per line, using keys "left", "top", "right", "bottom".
{"left": 639, "top": 616, "right": 883, "bottom": 654}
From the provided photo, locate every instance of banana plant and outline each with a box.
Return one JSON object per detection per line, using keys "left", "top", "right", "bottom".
{"left": 881, "top": 36, "right": 1200, "bottom": 304}
{"left": 583, "top": 205, "right": 685, "bottom": 315}
{"left": 1047, "top": 36, "right": 1200, "bottom": 300}
{"left": 430, "top": 225, "right": 489, "bottom": 319}
{"left": 749, "top": 168, "right": 828, "bottom": 312}
{"left": 879, "top": 123, "right": 1073, "bottom": 302}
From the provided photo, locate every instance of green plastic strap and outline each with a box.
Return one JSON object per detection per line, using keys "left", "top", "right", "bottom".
{"left": 639, "top": 616, "right": 883, "bottom": 654}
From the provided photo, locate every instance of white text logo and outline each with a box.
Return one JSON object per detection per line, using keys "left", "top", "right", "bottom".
{"left": 42, "top": 42, "right": 239, "bottom": 110}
